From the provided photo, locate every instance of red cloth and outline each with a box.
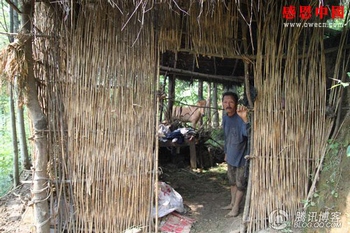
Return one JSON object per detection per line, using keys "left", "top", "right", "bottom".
{"left": 160, "top": 212, "right": 196, "bottom": 233}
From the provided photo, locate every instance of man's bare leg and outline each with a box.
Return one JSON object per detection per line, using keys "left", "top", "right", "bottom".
{"left": 221, "top": 185, "right": 237, "bottom": 210}
{"left": 226, "top": 189, "right": 244, "bottom": 217}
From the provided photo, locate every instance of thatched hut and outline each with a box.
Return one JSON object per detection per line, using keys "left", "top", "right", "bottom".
{"left": 3, "top": 0, "right": 348, "bottom": 232}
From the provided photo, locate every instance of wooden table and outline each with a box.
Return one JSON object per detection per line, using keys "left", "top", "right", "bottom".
{"left": 159, "top": 138, "right": 197, "bottom": 169}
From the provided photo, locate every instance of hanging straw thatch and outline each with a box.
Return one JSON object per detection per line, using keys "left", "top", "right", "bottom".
{"left": 34, "top": 1, "right": 158, "bottom": 232}
{"left": 29, "top": 0, "right": 344, "bottom": 232}
{"left": 0, "top": 40, "right": 28, "bottom": 87}
{"left": 245, "top": 0, "right": 338, "bottom": 232}
{"left": 187, "top": 1, "right": 240, "bottom": 57}
{"left": 157, "top": 1, "right": 242, "bottom": 57}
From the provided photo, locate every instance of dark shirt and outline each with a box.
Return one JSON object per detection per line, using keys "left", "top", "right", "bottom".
{"left": 223, "top": 113, "right": 249, "bottom": 167}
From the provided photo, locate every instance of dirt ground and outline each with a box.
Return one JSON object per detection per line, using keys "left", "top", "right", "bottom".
{"left": 0, "top": 163, "right": 244, "bottom": 233}
{"left": 1, "top": 150, "right": 349, "bottom": 233}
{"left": 0, "top": 162, "right": 244, "bottom": 233}
{"left": 159, "top": 163, "right": 244, "bottom": 233}
{"left": 0, "top": 183, "right": 32, "bottom": 233}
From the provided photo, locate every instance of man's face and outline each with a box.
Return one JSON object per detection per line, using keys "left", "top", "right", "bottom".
{"left": 222, "top": 95, "right": 237, "bottom": 116}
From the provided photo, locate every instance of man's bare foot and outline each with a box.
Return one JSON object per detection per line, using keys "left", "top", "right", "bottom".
{"left": 220, "top": 204, "right": 233, "bottom": 210}
{"left": 225, "top": 206, "right": 239, "bottom": 217}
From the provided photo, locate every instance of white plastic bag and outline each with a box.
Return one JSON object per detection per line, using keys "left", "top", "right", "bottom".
{"left": 153, "top": 181, "right": 184, "bottom": 218}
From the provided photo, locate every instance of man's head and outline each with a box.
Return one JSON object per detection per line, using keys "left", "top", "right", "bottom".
{"left": 222, "top": 92, "right": 238, "bottom": 117}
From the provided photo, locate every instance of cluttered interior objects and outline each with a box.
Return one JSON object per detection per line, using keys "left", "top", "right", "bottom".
{"left": 157, "top": 119, "right": 225, "bottom": 171}
{"left": 155, "top": 76, "right": 236, "bottom": 231}
{"left": 155, "top": 119, "right": 233, "bottom": 233}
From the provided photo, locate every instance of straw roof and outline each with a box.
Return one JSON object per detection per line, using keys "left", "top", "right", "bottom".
{"left": 24, "top": 0, "right": 347, "bottom": 232}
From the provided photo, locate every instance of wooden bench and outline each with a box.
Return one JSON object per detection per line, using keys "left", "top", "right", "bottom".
{"left": 159, "top": 138, "right": 197, "bottom": 169}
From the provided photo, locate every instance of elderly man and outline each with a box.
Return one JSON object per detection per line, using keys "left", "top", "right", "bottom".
{"left": 221, "top": 91, "right": 249, "bottom": 217}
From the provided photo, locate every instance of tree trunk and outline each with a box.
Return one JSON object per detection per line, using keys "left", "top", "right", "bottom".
{"left": 11, "top": 0, "right": 28, "bottom": 170}
{"left": 159, "top": 75, "right": 167, "bottom": 123}
{"left": 168, "top": 75, "right": 175, "bottom": 121}
{"left": 206, "top": 82, "right": 211, "bottom": 128}
{"left": 20, "top": 1, "right": 50, "bottom": 232}
{"left": 10, "top": 84, "right": 19, "bottom": 187}
{"left": 198, "top": 81, "right": 204, "bottom": 126}
{"left": 198, "top": 80, "right": 203, "bottom": 100}
{"left": 212, "top": 82, "right": 219, "bottom": 128}
{"left": 9, "top": 0, "right": 19, "bottom": 188}
{"left": 9, "top": 0, "right": 14, "bottom": 42}
{"left": 17, "top": 95, "right": 30, "bottom": 169}
{"left": 168, "top": 52, "right": 177, "bottom": 122}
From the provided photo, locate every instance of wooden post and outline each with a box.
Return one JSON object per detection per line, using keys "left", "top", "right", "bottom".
{"left": 198, "top": 75, "right": 204, "bottom": 127}
{"left": 189, "top": 141, "right": 197, "bottom": 169}
{"left": 206, "top": 82, "right": 211, "bottom": 127}
{"left": 212, "top": 82, "right": 219, "bottom": 128}
{"left": 21, "top": 2, "right": 50, "bottom": 232}
{"left": 167, "top": 52, "right": 177, "bottom": 122}
{"left": 168, "top": 75, "right": 175, "bottom": 122}
{"left": 10, "top": 84, "right": 19, "bottom": 187}
{"left": 159, "top": 75, "right": 167, "bottom": 122}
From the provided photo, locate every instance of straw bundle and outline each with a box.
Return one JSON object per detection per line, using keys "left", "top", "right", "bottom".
{"left": 0, "top": 40, "right": 28, "bottom": 88}
{"left": 186, "top": 1, "right": 239, "bottom": 57}
{"left": 30, "top": 0, "right": 343, "bottom": 232}
{"left": 157, "top": 1, "right": 242, "bottom": 57}
{"left": 246, "top": 1, "right": 335, "bottom": 232}
{"left": 34, "top": 2, "right": 158, "bottom": 232}
{"left": 157, "top": 3, "right": 183, "bottom": 53}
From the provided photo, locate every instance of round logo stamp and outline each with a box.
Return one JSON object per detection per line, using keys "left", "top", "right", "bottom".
{"left": 269, "top": 209, "right": 289, "bottom": 230}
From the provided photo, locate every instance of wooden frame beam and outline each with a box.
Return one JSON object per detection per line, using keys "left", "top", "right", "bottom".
{"left": 160, "top": 65, "right": 250, "bottom": 83}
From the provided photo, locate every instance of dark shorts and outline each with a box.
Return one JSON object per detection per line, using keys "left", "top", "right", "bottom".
{"left": 227, "top": 165, "right": 247, "bottom": 191}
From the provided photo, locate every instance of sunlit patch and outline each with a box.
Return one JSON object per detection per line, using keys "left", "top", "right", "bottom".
{"left": 187, "top": 204, "right": 204, "bottom": 212}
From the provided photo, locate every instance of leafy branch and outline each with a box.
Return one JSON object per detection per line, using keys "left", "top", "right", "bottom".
{"left": 329, "top": 77, "right": 350, "bottom": 89}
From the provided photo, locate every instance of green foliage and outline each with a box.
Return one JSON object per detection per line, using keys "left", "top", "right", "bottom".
{"left": 307, "top": 139, "right": 343, "bottom": 215}
{"left": 330, "top": 78, "right": 350, "bottom": 89}
{"left": 326, "top": 3, "right": 350, "bottom": 31}
{"left": 0, "top": 0, "right": 33, "bottom": 193}
{"left": 174, "top": 79, "right": 209, "bottom": 106}
{"left": 0, "top": 1, "right": 12, "bottom": 196}
{"left": 0, "top": 85, "right": 33, "bottom": 197}
{"left": 0, "top": 147, "right": 12, "bottom": 196}
{"left": 160, "top": 75, "right": 236, "bottom": 105}
{"left": 280, "top": 221, "right": 293, "bottom": 233}
{"left": 331, "top": 189, "right": 339, "bottom": 198}
{"left": 329, "top": 72, "right": 350, "bottom": 89}
{"left": 0, "top": 0, "right": 10, "bottom": 48}
{"left": 0, "top": 92, "right": 13, "bottom": 196}
{"left": 302, "top": 199, "right": 316, "bottom": 208}
{"left": 207, "top": 128, "right": 224, "bottom": 148}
